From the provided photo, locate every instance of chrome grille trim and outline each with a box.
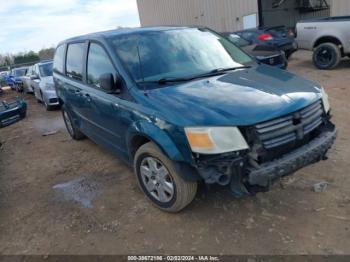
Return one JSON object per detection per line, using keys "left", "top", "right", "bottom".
{"left": 255, "top": 100, "right": 323, "bottom": 149}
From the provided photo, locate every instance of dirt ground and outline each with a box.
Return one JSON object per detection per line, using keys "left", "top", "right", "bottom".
{"left": 0, "top": 50, "right": 349, "bottom": 255}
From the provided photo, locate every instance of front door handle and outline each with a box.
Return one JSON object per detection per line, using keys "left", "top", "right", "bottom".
{"left": 84, "top": 93, "right": 92, "bottom": 102}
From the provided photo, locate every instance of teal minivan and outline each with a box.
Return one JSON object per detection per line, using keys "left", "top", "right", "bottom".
{"left": 54, "top": 27, "right": 336, "bottom": 212}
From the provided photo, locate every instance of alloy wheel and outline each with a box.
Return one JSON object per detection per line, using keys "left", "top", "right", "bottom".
{"left": 140, "top": 157, "right": 174, "bottom": 203}
{"left": 317, "top": 47, "right": 332, "bottom": 66}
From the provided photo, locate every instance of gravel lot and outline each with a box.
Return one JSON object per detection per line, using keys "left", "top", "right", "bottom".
{"left": 0, "top": 50, "right": 349, "bottom": 255}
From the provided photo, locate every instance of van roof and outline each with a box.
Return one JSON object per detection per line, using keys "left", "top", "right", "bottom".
{"left": 35, "top": 60, "right": 53, "bottom": 66}
{"left": 12, "top": 66, "right": 28, "bottom": 71}
{"left": 58, "top": 26, "right": 194, "bottom": 45}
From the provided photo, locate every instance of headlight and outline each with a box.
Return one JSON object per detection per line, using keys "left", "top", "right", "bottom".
{"left": 184, "top": 127, "right": 249, "bottom": 155}
{"left": 321, "top": 87, "right": 330, "bottom": 113}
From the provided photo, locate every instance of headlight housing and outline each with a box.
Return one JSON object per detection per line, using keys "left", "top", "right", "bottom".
{"left": 321, "top": 87, "right": 330, "bottom": 113}
{"left": 184, "top": 127, "right": 249, "bottom": 155}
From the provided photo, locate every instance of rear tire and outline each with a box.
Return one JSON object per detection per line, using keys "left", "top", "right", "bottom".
{"left": 134, "top": 142, "right": 197, "bottom": 212}
{"left": 313, "top": 43, "right": 341, "bottom": 70}
{"left": 61, "top": 105, "right": 85, "bottom": 140}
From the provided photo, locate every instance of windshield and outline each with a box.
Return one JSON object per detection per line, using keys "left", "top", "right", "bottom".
{"left": 39, "top": 63, "right": 53, "bottom": 77}
{"left": 13, "top": 68, "right": 27, "bottom": 77}
{"left": 109, "top": 28, "right": 253, "bottom": 83}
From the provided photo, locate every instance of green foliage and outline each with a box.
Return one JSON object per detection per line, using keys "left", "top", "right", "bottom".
{"left": 13, "top": 51, "right": 40, "bottom": 65}
{"left": 38, "top": 48, "right": 55, "bottom": 60}
{"left": 0, "top": 47, "right": 55, "bottom": 68}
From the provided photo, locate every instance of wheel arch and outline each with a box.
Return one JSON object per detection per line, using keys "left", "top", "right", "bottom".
{"left": 313, "top": 36, "right": 344, "bottom": 55}
{"left": 127, "top": 122, "right": 200, "bottom": 182}
{"left": 126, "top": 121, "right": 186, "bottom": 163}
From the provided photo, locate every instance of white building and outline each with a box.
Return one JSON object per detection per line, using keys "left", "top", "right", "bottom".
{"left": 137, "top": 0, "right": 350, "bottom": 32}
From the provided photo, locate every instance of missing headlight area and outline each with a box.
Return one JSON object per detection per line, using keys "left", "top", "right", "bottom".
{"left": 194, "top": 104, "right": 336, "bottom": 197}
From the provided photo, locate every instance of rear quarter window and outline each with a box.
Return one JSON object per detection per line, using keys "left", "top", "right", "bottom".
{"left": 66, "top": 43, "right": 85, "bottom": 81}
{"left": 241, "top": 31, "right": 256, "bottom": 42}
{"left": 53, "top": 45, "right": 65, "bottom": 74}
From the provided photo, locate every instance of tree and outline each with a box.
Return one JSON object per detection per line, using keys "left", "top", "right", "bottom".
{"left": 0, "top": 54, "right": 13, "bottom": 68}
{"left": 13, "top": 51, "right": 40, "bottom": 65}
{"left": 0, "top": 47, "right": 55, "bottom": 69}
{"left": 38, "top": 48, "right": 55, "bottom": 60}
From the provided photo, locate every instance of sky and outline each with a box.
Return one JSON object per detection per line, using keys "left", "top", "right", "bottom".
{"left": 0, "top": 0, "right": 140, "bottom": 54}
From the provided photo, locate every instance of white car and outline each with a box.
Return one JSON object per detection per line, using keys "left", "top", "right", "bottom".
{"left": 32, "top": 61, "right": 59, "bottom": 110}
{"left": 22, "top": 66, "right": 34, "bottom": 93}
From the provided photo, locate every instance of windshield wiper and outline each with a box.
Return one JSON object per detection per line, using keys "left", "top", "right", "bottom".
{"left": 137, "top": 77, "right": 192, "bottom": 85}
{"left": 137, "top": 66, "right": 252, "bottom": 85}
{"left": 186, "top": 66, "right": 252, "bottom": 81}
{"left": 208, "top": 65, "right": 252, "bottom": 74}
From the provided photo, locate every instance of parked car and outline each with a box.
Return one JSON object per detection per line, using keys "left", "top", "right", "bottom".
{"left": 32, "top": 61, "right": 59, "bottom": 110}
{"left": 0, "top": 97, "right": 27, "bottom": 128}
{"left": 22, "top": 66, "right": 35, "bottom": 93}
{"left": 296, "top": 16, "right": 350, "bottom": 69}
{"left": 235, "top": 26, "right": 298, "bottom": 59}
{"left": 11, "top": 67, "right": 28, "bottom": 92}
{"left": 0, "top": 71, "right": 9, "bottom": 87}
{"left": 0, "top": 71, "right": 9, "bottom": 80}
{"left": 222, "top": 33, "right": 288, "bottom": 69}
{"left": 54, "top": 27, "right": 336, "bottom": 212}
{"left": 5, "top": 72, "right": 15, "bottom": 88}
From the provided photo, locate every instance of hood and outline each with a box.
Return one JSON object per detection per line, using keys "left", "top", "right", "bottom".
{"left": 143, "top": 65, "right": 322, "bottom": 126}
{"left": 39, "top": 76, "right": 54, "bottom": 90}
{"left": 41, "top": 76, "right": 53, "bottom": 84}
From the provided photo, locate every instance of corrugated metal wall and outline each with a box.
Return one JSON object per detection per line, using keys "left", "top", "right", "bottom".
{"left": 330, "top": 0, "right": 350, "bottom": 16}
{"left": 261, "top": 0, "right": 330, "bottom": 28}
{"left": 137, "top": 0, "right": 348, "bottom": 31}
{"left": 137, "top": 0, "right": 258, "bottom": 32}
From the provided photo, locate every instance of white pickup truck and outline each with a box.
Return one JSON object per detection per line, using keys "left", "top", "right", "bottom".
{"left": 296, "top": 16, "right": 350, "bottom": 69}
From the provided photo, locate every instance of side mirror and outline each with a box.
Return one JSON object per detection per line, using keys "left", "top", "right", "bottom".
{"left": 99, "top": 73, "right": 121, "bottom": 94}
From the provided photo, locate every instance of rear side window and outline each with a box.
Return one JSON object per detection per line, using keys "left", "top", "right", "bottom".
{"left": 241, "top": 31, "right": 256, "bottom": 42}
{"left": 66, "top": 43, "right": 85, "bottom": 81}
{"left": 87, "top": 43, "right": 115, "bottom": 88}
{"left": 53, "top": 45, "right": 65, "bottom": 74}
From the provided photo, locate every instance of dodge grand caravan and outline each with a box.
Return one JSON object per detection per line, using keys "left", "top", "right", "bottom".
{"left": 54, "top": 27, "right": 336, "bottom": 212}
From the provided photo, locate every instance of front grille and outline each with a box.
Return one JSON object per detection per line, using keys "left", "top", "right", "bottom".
{"left": 255, "top": 100, "right": 323, "bottom": 149}
{"left": 49, "top": 98, "right": 58, "bottom": 103}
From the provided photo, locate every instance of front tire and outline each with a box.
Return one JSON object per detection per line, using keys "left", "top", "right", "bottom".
{"left": 39, "top": 91, "right": 51, "bottom": 111}
{"left": 313, "top": 43, "right": 341, "bottom": 70}
{"left": 134, "top": 142, "right": 197, "bottom": 213}
{"left": 44, "top": 99, "right": 52, "bottom": 111}
{"left": 62, "top": 106, "right": 85, "bottom": 140}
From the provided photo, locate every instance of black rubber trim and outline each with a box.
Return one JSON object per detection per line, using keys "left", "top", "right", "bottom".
{"left": 247, "top": 128, "right": 337, "bottom": 187}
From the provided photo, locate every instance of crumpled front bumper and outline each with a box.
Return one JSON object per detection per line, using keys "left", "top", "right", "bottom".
{"left": 247, "top": 127, "right": 337, "bottom": 187}
{"left": 0, "top": 99, "right": 27, "bottom": 128}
